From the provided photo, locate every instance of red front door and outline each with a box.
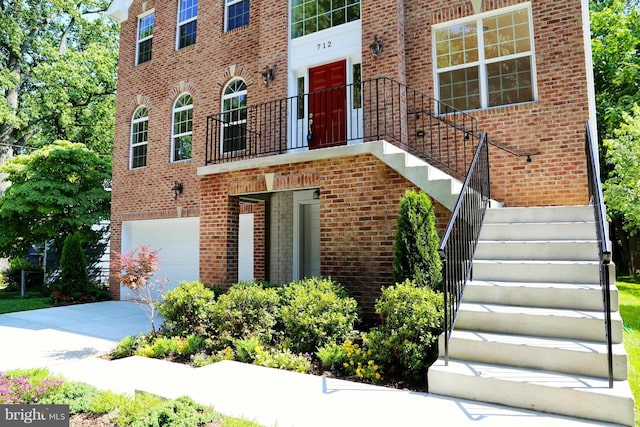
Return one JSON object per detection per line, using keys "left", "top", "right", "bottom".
{"left": 308, "top": 60, "right": 347, "bottom": 149}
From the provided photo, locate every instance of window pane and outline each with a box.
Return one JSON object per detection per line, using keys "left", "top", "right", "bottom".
{"left": 291, "top": 0, "right": 359, "bottom": 38}
{"left": 222, "top": 79, "right": 248, "bottom": 153}
{"left": 434, "top": 23, "right": 477, "bottom": 69}
{"left": 174, "top": 136, "right": 192, "bottom": 161}
{"left": 227, "top": 0, "right": 250, "bottom": 31}
{"left": 297, "top": 77, "right": 305, "bottom": 119}
{"left": 487, "top": 57, "right": 533, "bottom": 107}
{"left": 352, "top": 63, "right": 362, "bottom": 109}
{"left": 138, "top": 39, "right": 152, "bottom": 64}
{"left": 438, "top": 66, "right": 480, "bottom": 111}
{"left": 179, "top": 0, "right": 198, "bottom": 22}
{"left": 484, "top": 9, "right": 530, "bottom": 59}
{"left": 178, "top": 21, "right": 197, "bottom": 48}
{"left": 132, "top": 144, "right": 147, "bottom": 168}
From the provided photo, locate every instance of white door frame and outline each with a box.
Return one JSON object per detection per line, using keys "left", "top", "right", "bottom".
{"left": 292, "top": 189, "right": 320, "bottom": 280}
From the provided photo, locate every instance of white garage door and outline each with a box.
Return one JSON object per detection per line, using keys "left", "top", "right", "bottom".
{"left": 120, "top": 217, "right": 199, "bottom": 300}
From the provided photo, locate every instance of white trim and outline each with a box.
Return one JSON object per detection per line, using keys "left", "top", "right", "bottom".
{"left": 130, "top": 106, "right": 148, "bottom": 169}
{"left": 171, "top": 93, "right": 193, "bottom": 162}
{"left": 292, "top": 189, "right": 319, "bottom": 280}
{"left": 135, "top": 10, "right": 154, "bottom": 66}
{"left": 176, "top": 0, "right": 198, "bottom": 50}
{"left": 432, "top": 2, "right": 537, "bottom": 111}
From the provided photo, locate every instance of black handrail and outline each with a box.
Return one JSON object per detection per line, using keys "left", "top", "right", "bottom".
{"left": 437, "top": 133, "right": 490, "bottom": 365}
{"left": 206, "top": 77, "right": 478, "bottom": 180}
{"left": 585, "top": 121, "right": 613, "bottom": 388}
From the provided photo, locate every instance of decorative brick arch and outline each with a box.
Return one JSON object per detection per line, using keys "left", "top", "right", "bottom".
{"left": 166, "top": 81, "right": 201, "bottom": 106}
{"left": 127, "top": 94, "right": 154, "bottom": 117}
{"left": 216, "top": 64, "right": 256, "bottom": 92}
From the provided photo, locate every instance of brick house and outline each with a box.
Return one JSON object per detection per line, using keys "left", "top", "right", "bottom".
{"left": 105, "top": 0, "right": 595, "bottom": 311}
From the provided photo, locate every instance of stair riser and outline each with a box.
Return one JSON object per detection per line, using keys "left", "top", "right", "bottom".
{"left": 484, "top": 207, "right": 594, "bottom": 223}
{"left": 443, "top": 337, "right": 628, "bottom": 380}
{"left": 463, "top": 284, "right": 613, "bottom": 311}
{"left": 455, "top": 310, "right": 623, "bottom": 343}
{"left": 473, "top": 261, "right": 600, "bottom": 284}
{"left": 479, "top": 223, "right": 596, "bottom": 240}
{"left": 428, "top": 368, "right": 634, "bottom": 426}
{"left": 475, "top": 241, "right": 598, "bottom": 261}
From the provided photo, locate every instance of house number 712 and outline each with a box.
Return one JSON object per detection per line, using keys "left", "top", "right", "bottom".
{"left": 317, "top": 41, "right": 332, "bottom": 50}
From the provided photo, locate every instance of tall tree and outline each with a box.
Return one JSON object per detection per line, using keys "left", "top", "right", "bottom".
{"left": 0, "top": 0, "right": 118, "bottom": 156}
{"left": 0, "top": 140, "right": 111, "bottom": 258}
{"left": 591, "top": 0, "right": 640, "bottom": 275}
{"left": 590, "top": 0, "right": 640, "bottom": 142}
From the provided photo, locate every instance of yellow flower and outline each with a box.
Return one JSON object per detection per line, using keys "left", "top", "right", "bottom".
{"left": 375, "top": 373, "right": 381, "bottom": 380}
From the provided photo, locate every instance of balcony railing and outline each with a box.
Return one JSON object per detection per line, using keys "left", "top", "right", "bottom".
{"left": 206, "top": 77, "right": 478, "bottom": 179}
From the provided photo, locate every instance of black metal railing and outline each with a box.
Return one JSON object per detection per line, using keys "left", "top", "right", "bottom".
{"left": 585, "top": 121, "right": 614, "bottom": 388}
{"left": 206, "top": 77, "right": 478, "bottom": 179}
{"left": 437, "top": 132, "right": 490, "bottom": 365}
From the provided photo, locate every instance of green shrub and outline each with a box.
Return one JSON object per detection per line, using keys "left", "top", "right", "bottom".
{"left": 1, "top": 259, "right": 44, "bottom": 292}
{"left": 175, "top": 335, "right": 206, "bottom": 357}
{"left": 191, "top": 347, "right": 234, "bottom": 367}
{"left": 111, "top": 392, "right": 166, "bottom": 426}
{"left": 234, "top": 337, "right": 262, "bottom": 363}
{"left": 1, "top": 369, "right": 63, "bottom": 404}
{"left": 366, "top": 280, "right": 443, "bottom": 381}
{"left": 88, "top": 390, "right": 129, "bottom": 415}
{"left": 159, "top": 281, "right": 217, "bottom": 336}
{"left": 253, "top": 347, "right": 311, "bottom": 373}
{"left": 147, "top": 336, "right": 179, "bottom": 358}
{"left": 129, "top": 395, "right": 220, "bottom": 427}
{"left": 316, "top": 343, "right": 346, "bottom": 372}
{"left": 40, "top": 381, "right": 101, "bottom": 414}
{"left": 392, "top": 190, "right": 442, "bottom": 290}
{"left": 110, "top": 335, "right": 143, "bottom": 359}
{"left": 59, "top": 232, "right": 90, "bottom": 294}
{"left": 209, "top": 283, "right": 280, "bottom": 346}
{"left": 278, "top": 277, "right": 358, "bottom": 354}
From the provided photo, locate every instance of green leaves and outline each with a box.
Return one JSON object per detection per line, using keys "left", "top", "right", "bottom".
{"left": 0, "top": 140, "right": 111, "bottom": 257}
{"left": 604, "top": 104, "right": 640, "bottom": 231}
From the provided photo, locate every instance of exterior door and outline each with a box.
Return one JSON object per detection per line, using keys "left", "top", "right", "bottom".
{"left": 308, "top": 60, "right": 347, "bottom": 148}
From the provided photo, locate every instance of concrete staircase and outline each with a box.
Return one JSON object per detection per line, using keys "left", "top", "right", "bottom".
{"left": 428, "top": 206, "right": 635, "bottom": 426}
{"left": 371, "top": 141, "right": 463, "bottom": 210}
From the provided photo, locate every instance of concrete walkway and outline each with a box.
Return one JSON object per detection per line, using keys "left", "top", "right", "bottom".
{"left": 0, "top": 302, "right": 618, "bottom": 426}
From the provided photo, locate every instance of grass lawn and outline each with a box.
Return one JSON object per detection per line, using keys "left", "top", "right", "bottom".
{"left": 0, "top": 292, "right": 51, "bottom": 314}
{"left": 617, "top": 276, "right": 640, "bottom": 426}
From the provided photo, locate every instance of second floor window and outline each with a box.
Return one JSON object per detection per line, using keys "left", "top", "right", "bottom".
{"left": 226, "top": 0, "right": 250, "bottom": 31}
{"left": 131, "top": 106, "right": 149, "bottom": 169}
{"left": 177, "top": 0, "right": 198, "bottom": 49}
{"left": 291, "top": 0, "right": 360, "bottom": 39}
{"left": 434, "top": 5, "right": 535, "bottom": 111}
{"left": 172, "top": 94, "right": 193, "bottom": 162}
{"left": 136, "top": 12, "right": 154, "bottom": 65}
{"left": 222, "top": 79, "right": 247, "bottom": 153}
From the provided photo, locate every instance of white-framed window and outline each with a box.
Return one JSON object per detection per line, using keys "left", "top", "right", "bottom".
{"left": 136, "top": 11, "right": 154, "bottom": 65}
{"left": 225, "top": 0, "right": 250, "bottom": 32}
{"left": 433, "top": 3, "right": 536, "bottom": 111}
{"left": 291, "top": 0, "right": 360, "bottom": 39}
{"left": 177, "top": 0, "right": 198, "bottom": 49}
{"left": 172, "top": 93, "right": 193, "bottom": 162}
{"left": 130, "top": 106, "right": 149, "bottom": 169}
{"left": 221, "top": 79, "right": 247, "bottom": 153}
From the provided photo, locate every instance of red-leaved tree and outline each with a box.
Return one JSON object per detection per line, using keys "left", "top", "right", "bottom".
{"left": 112, "top": 245, "right": 168, "bottom": 333}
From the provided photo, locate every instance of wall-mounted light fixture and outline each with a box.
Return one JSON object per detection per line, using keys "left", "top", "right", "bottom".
{"left": 313, "top": 189, "right": 320, "bottom": 200}
{"left": 172, "top": 181, "right": 184, "bottom": 200}
{"left": 261, "top": 66, "right": 275, "bottom": 85}
{"left": 370, "top": 36, "right": 383, "bottom": 58}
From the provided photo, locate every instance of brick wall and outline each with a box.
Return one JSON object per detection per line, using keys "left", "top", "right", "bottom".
{"left": 403, "top": 0, "right": 591, "bottom": 206}
{"left": 110, "top": 0, "right": 592, "bottom": 298}
{"left": 199, "top": 153, "right": 449, "bottom": 318}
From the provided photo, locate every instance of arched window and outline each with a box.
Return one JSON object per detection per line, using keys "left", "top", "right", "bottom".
{"left": 130, "top": 106, "right": 148, "bottom": 169}
{"left": 221, "top": 79, "right": 247, "bottom": 153}
{"left": 172, "top": 93, "right": 193, "bottom": 162}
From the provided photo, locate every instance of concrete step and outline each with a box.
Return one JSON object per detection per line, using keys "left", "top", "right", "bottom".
{"left": 475, "top": 240, "right": 598, "bottom": 261}
{"left": 484, "top": 206, "right": 594, "bottom": 223}
{"left": 463, "top": 280, "right": 618, "bottom": 311}
{"left": 472, "top": 259, "right": 601, "bottom": 284}
{"left": 455, "top": 302, "right": 624, "bottom": 343}
{"left": 479, "top": 222, "right": 597, "bottom": 241}
{"left": 428, "top": 359, "right": 635, "bottom": 426}
{"left": 442, "top": 330, "right": 628, "bottom": 380}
